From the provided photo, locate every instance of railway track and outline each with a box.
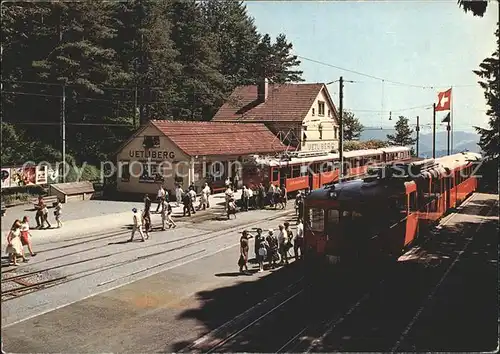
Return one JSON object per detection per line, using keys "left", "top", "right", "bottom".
{"left": 180, "top": 194, "right": 496, "bottom": 353}
{"left": 1, "top": 208, "right": 295, "bottom": 303}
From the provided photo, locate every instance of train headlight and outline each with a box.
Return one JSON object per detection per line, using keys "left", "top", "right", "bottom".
{"left": 329, "top": 191, "right": 338, "bottom": 199}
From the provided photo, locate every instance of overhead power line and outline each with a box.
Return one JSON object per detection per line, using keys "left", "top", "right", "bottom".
{"left": 297, "top": 55, "right": 478, "bottom": 89}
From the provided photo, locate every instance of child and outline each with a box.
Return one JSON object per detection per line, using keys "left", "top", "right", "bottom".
{"left": 54, "top": 200, "right": 62, "bottom": 228}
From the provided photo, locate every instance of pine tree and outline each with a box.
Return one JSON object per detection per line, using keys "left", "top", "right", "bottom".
{"left": 271, "top": 34, "right": 304, "bottom": 83}
{"left": 114, "top": 0, "right": 181, "bottom": 124}
{"left": 386, "top": 116, "right": 417, "bottom": 146}
{"left": 473, "top": 25, "right": 499, "bottom": 161}
{"left": 167, "top": 0, "right": 226, "bottom": 121}
{"left": 253, "top": 33, "right": 304, "bottom": 84}
{"left": 342, "top": 111, "right": 364, "bottom": 141}
{"left": 199, "top": 0, "right": 260, "bottom": 88}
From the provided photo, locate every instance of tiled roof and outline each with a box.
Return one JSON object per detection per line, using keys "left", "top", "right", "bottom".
{"left": 212, "top": 83, "right": 336, "bottom": 122}
{"left": 151, "top": 120, "right": 288, "bottom": 157}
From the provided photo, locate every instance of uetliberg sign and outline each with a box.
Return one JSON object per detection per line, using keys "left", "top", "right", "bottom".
{"left": 128, "top": 150, "right": 175, "bottom": 159}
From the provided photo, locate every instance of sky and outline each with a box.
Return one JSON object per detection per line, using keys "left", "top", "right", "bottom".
{"left": 244, "top": 0, "right": 498, "bottom": 133}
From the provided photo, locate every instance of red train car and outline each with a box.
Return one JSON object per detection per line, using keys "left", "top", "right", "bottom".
{"left": 242, "top": 146, "right": 411, "bottom": 194}
{"left": 302, "top": 152, "right": 482, "bottom": 269}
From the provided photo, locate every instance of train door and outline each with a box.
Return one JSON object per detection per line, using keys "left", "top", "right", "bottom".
{"left": 279, "top": 165, "right": 290, "bottom": 189}
{"left": 271, "top": 167, "right": 279, "bottom": 187}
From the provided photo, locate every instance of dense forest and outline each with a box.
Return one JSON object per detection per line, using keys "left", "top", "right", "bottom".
{"left": 1, "top": 0, "right": 304, "bottom": 166}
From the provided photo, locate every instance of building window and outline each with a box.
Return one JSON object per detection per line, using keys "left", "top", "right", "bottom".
{"left": 143, "top": 136, "right": 160, "bottom": 148}
{"left": 209, "top": 162, "right": 224, "bottom": 181}
{"left": 318, "top": 101, "right": 325, "bottom": 116}
{"left": 328, "top": 109, "right": 331, "bottom": 117}
{"left": 319, "top": 124, "right": 323, "bottom": 140}
{"left": 312, "top": 108, "right": 315, "bottom": 116}
{"left": 120, "top": 162, "right": 130, "bottom": 182}
{"left": 139, "top": 162, "right": 160, "bottom": 183}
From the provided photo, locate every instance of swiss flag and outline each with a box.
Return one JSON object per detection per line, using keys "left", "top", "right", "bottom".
{"left": 436, "top": 88, "right": 452, "bottom": 111}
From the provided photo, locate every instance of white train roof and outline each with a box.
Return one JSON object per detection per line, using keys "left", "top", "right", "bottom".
{"left": 379, "top": 146, "right": 411, "bottom": 153}
{"left": 344, "top": 149, "right": 382, "bottom": 158}
{"left": 435, "top": 152, "right": 482, "bottom": 170}
{"left": 247, "top": 146, "right": 411, "bottom": 167}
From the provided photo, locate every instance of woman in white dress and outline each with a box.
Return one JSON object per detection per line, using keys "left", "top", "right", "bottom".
{"left": 5, "top": 220, "right": 28, "bottom": 266}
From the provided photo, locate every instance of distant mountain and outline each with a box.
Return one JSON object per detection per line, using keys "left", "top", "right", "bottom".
{"left": 360, "top": 128, "right": 481, "bottom": 156}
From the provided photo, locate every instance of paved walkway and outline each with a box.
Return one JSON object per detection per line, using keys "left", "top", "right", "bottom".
{"left": 1, "top": 190, "right": 244, "bottom": 245}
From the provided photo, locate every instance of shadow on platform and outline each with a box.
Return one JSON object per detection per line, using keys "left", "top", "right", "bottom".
{"left": 167, "top": 214, "right": 498, "bottom": 353}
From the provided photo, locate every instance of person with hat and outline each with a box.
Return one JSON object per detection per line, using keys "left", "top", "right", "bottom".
{"left": 238, "top": 230, "right": 251, "bottom": 273}
{"left": 256, "top": 230, "right": 268, "bottom": 272}
{"left": 129, "top": 208, "right": 146, "bottom": 242}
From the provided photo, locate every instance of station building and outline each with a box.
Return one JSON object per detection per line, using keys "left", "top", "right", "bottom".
{"left": 115, "top": 120, "right": 288, "bottom": 195}
{"left": 212, "top": 79, "right": 340, "bottom": 153}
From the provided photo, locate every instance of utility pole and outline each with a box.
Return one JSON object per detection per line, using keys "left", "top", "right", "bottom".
{"left": 134, "top": 85, "right": 138, "bottom": 128}
{"left": 432, "top": 103, "right": 436, "bottom": 159}
{"left": 416, "top": 115, "right": 420, "bottom": 157}
{"left": 61, "top": 84, "right": 66, "bottom": 182}
{"left": 446, "top": 117, "right": 451, "bottom": 155}
{"left": 339, "top": 76, "right": 344, "bottom": 180}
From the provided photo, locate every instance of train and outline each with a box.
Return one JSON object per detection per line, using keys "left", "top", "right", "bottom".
{"left": 241, "top": 146, "right": 412, "bottom": 194}
{"left": 302, "top": 151, "right": 482, "bottom": 269}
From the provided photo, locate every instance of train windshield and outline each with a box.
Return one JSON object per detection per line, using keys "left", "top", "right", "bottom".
{"left": 326, "top": 209, "right": 364, "bottom": 237}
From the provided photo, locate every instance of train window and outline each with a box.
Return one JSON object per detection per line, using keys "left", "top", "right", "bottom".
{"left": 431, "top": 177, "right": 441, "bottom": 197}
{"left": 321, "top": 161, "right": 333, "bottom": 172}
{"left": 312, "top": 163, "right": 320, "bottom": 174}
{"left": 272, "top": 168, "right": 279, "bottom": 181}
{"left": 281, "top": 166, "right": 291, "bottom": 179}
{"left": 308, "top": 208, "right": 325, "bottom": 232}
{"left": 300, "top": 165, "right": 308, "bottom": 176}
{"left": 409, "top": 191, "right": 417, "bottom": 212}
{"left": 291, "top": 165, "right": 300, "bottom": 178}
{"left": 327, "top": 209, "right": 340, "bottom": 227}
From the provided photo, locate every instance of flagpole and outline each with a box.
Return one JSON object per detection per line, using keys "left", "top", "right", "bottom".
{"left": 450, "top": 86, "right": 453, "bottom": 154}
{"left": 432, "top": 103, "right": 436, "bottom": 159}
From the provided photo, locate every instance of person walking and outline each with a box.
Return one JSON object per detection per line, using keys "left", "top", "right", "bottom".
{"left": 142, "top": 209, "right": 151, "bottom": 238}
{"left": 202, "top": 182, "right": 211, "bottom": 209}
{"left": 20, "top": 216, "right": 36, "bottom": 257}
{"left": 161, "top": 199, "right": 176, "bottom": 230}
{"left": 225, "top": 186, "right": 234, "bottom": 211}
{"left": 182, "top": 192, "right": 193, "bottom": 217}
{"left": 188, "top": 187, "right": 197, "bottom": 214}
{"left": 54, "top": 200, "right": 63, "bottom": 228}
{"left": 41, "top": 203, "right": 51, "bottom": 229}
{"left": 5, "top": 220, "right": 28, "bottom": 265}
{"left": 144, "top": 194, "right": 152, "bottom": 213}
{"left": 294, "top": 218, "right": 304, "bottom": 260}
{"left": 227, "top": 197, "right": 237, "bottom": 219}
{"left": 175, "top": 184, "right": 183, "bottom": 207}
{"left": 129, "top": 208, "right": 145, "bottom": 242}
{"left": 155, "top": 186, "right": 166, "bottom": 213}
{"left": 34, "top": 196, "right": 44, "bottom": 228}
{"left": 238, "top": 230, "right": 250, "bottom": 273}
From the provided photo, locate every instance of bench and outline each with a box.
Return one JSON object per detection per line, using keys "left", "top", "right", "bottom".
{"left": 32, "top": 195, "right": 59, "bottom": 209}
{"left": 212, "top": 186, "right": 226, "bottom": 194}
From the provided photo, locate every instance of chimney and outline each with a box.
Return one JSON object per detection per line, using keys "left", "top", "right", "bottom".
{"left": 257, "top": 78, "right": 268, "bottom": 103}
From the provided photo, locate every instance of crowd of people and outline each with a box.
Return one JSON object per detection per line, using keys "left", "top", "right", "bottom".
{"left": 238, "top": 219, "right": 305, "bottom": 273}
{"left": 4, "top": 195, "right": 65, "bottom": 266}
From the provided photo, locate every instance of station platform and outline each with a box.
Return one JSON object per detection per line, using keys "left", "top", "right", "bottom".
{"left": 2, "top": 193, "right": 495, "bottom": 353}
{"left": 0, "top": 189, "right": 244, "bottom": 246}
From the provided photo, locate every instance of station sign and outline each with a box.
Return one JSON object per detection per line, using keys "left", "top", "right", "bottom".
{"left": 128, "top": 150, "right": 175, "bottom": 160}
